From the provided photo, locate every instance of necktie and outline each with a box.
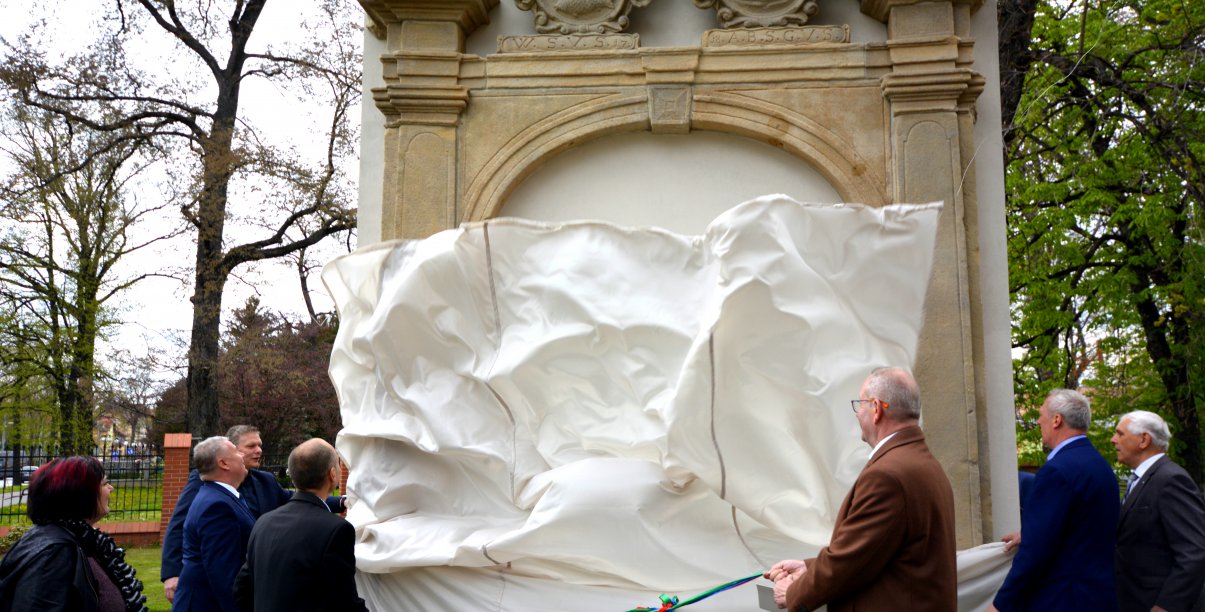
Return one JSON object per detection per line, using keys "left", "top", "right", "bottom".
{"left": 1124, "top": 473, "right": 1139, "bottom": 501}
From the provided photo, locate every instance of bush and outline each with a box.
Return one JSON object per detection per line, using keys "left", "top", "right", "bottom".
{"left": 0, "top": 525, "right": 30, "bottom": 554}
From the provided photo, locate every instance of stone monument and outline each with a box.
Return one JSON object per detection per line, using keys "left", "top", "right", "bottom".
{"left": 355, "top": 0, "right": 1015, "bottom": 552}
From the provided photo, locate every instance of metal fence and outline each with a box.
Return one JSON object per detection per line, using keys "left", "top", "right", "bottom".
{"left": 259, "top": 453, "right": 292, "bottom": 489}
{"left": 0, "top": 451, "right": 164, "bottom": 526}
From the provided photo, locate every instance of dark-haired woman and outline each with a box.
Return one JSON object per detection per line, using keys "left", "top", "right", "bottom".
{"left": 0, "top": 456, "right": 148, "bottom": 612}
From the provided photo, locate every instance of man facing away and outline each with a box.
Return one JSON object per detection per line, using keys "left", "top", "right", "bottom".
{"left": 990, "top": 389, "right": 1120, "bottom": 611}
{"left": 172, "top": 436, "right": 256, "bottom": 612}
{"left": 161, "top": 425, "right": 346, "bottom": 601}
{"left": 234, "top": 438, "right": 368, "bottom": 612}
{"left": 1113, "top": 410, "right": 1205, "bottom": 612}
{"left": 765, "top": 366, "right": 957, "bottom": 611}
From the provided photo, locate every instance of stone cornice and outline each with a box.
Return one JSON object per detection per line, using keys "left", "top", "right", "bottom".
{"left": 360, "top": 0, "right": 498, "bottom": 39}
{"left": 372, "top": 84, "right": 470, "bottom": 126}
{"left": 859, "top": 0, "right": 984, "bottom": 24}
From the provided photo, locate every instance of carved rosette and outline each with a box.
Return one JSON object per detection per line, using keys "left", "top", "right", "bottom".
{"left": 514, "top": 0, "right": 653, "bottom": 34}
{"left": 693, "top": 0, "right": 819, "bottom": 28}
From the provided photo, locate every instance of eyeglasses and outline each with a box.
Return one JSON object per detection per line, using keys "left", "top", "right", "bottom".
{"left": 850, "top": 398, "right": 889, "bottom": 413}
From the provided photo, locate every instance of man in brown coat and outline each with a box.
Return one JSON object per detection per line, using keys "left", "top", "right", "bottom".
{"left": 765, "top": 367, "right": 957, "bottom": 611}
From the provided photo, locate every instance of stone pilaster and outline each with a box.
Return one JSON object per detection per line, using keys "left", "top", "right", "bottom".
{"left": 869, "top": 0, "right": 989, "bottom": 547}
{"left": 364, "top": 0, "right": 497, "bottom": 239}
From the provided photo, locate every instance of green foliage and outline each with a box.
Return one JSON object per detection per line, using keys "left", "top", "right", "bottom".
{"left": 0, "top": 524, "right": 29, "bottom": 554}
{"left": 0, "top": 101, "right": 164, "bottom": 454}
{"left": 1006, "top": 0, "right": 1205, "bottom": 477}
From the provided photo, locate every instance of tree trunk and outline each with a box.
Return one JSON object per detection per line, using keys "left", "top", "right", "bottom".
{"left": 185, "top": 86, "right": 239, "bottom": 437}
{"left": 1132, "top": 277, "right": 1202, "bottom": 484}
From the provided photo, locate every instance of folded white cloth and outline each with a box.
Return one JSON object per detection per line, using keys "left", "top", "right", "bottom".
{"left": 325, "top": 194, "right": 969, "bottom": 609}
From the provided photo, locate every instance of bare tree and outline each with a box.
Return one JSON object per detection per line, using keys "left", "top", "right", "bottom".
{"left": 1, "top": 0, "right": 360, "bottom": 437}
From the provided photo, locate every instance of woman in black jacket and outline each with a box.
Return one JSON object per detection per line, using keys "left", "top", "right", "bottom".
{"left": 0, "top": 456, "right": 148, "bottom": 612}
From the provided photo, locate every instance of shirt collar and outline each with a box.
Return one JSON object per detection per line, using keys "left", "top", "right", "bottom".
{"left": 1046, "top": 434, "right": 1086, "bottom": 461}
{"left": 1134, "top": 453, "right": 1165, "bottom": 478}
{"left": 214, "top": 481, "right": 240, "bottom": 498}
{"left": 870, "top": 431, "right": 900, "bottom": 459}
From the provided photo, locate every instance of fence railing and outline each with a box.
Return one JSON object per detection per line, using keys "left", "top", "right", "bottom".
{"left": 0, "top": 451, "right": 165, "bottom": 526}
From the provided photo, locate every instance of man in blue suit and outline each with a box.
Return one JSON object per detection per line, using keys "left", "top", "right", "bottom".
{"left": 990, "top": 389, "right": 1121, "bottom": 611}
{"left": 161, "top": 425, "right": 346, "bottom": 601}
{"left": 172, "top": 436, "right": 256, "bottom": 612}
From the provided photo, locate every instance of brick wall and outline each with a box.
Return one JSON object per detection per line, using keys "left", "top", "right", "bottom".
{"left": 159, "top": 433, "right": 194, "bottom": 542}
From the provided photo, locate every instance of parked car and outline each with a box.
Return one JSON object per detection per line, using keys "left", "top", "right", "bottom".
{"left": 19, "top": 465, "right": 38, "bottom": 479}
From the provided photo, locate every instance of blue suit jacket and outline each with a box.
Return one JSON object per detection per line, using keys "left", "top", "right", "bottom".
{"left": 994, "top": 437, "right": 1121, "bottom": 611}
{"left": 162, "top": 469, "right": 344, "bottom": 580}
{"left": 172, "top": 481, "right": 257, "bottom": 612}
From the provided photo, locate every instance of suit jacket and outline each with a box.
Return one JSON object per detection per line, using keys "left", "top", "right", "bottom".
{"left": 1116, "top": 455, "right": 1205, "bottom": 612}
{"left": 785, "top": 425, "right": 957, "bottom": 612}
{"left": 162, "top": 468, "right": 344, "bottom": 580}
{"left": 233, "top": 491, "right": 368, "bottom": 612}
{"left": 993, "top": 436, "right": 1120, "bottom": 611}
{"left": 172, "top": 481, "right": 257, "bottom": 612}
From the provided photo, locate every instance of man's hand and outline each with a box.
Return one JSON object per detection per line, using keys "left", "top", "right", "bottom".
{"left": 765, "top": 560, "right": 807, "bottom": 608}
{"left": 763, "top": 559, "right": 805, "bottom": 582}
{"left": 1001, "top": 531, "right": 1021, "bottom": 554}
{"left": 163, "top": 576, "right": 179, "bottom": 602}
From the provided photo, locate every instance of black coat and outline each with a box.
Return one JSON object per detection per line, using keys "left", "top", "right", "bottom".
{"left": 1116, "top": 455, "right": 1205, "bottom": 612}
{"left": 161, "top": 468, "right": 345, "bottom": 581}
{"left": 233, "top": 491, "right": 367, "bottom": 612}
{"left": 0, "top": 524, "right": 100, "bottom": 612}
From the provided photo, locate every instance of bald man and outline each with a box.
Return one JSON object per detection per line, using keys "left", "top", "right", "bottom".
{"left": 234, "top": 439, "right": 367, "bottom": 612}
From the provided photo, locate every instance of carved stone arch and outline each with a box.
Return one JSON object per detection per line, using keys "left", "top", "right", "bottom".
{"left": 463, "top": 90, "right": 886, "bottom": 222}
{"left": 691, "top": 92, "right": 888, "bottom": 205}
{"left": 461, "top": 94, "right": 650, "bottom": 222}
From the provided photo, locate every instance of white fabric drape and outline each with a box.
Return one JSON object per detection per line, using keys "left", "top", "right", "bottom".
{"left": 323, "top": 194, "right": 1012, "bottom": 610}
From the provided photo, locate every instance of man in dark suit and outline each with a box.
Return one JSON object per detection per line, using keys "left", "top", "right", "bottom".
{"left": 172, "top": 436, "right": 257, "bottom": 612}
{"left": 1113, "top": 410, "right": 1205, "bottom": 612}
{"left": 990, "top": 389, "right": 1121, "bottom": 611}
{"left": 161, "top": 425, "right": 346, "bottom": 601}
{"left": 234, "top": 438, "right": 367, "bottom": 612}
{"left": 765, "top": 367, "right": 957, "bottom": 611}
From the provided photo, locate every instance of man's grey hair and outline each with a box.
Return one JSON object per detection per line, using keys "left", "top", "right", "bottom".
{"left": 1122, "top": 410, "right": 1171, "bottom": 450}
{"left": 225, "top": 425, "right": 259, "bottom": 447}
{"left": 1045, "top": 389, "right": 1091, "bottom": 431}
{"left": 865, "top": 367, "right": 921, "bottom": 419}
{"left": 194, "top": 436, "right": 231, "bottom": 475}
{"left": 288, "top": 439, "right": 339, "bottom": 491}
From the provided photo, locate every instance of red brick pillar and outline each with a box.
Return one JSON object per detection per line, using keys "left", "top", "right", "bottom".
{"left": 160, "top": 433, "right": 194, "bottom": 541}
{"left": 338, "top": 461, "right": 350, "bottom": 516}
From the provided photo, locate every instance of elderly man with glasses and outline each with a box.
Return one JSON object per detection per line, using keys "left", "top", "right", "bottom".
{"left": 765, "top": 366, "right": 957, "bottom": 612}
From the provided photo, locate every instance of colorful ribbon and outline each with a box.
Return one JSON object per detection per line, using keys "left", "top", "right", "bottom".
{"left": 626, "top": 572, "right": 764, "bottom": 611}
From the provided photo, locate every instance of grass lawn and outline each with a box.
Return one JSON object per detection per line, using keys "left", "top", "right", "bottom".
{"left": 125, "top": 546, "right": 170, "bottom": 612}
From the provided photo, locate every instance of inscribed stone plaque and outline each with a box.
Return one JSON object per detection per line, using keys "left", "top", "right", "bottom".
{"left": 498, "top": 34, "right": 640, "bottom": 53}
{"left": 702, "top": 26, "right": 850, "bottom": 48}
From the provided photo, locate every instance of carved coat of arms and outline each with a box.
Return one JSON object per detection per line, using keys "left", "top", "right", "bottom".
{"left": 515, "top": 0, "right": 654, "bottom": 34}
